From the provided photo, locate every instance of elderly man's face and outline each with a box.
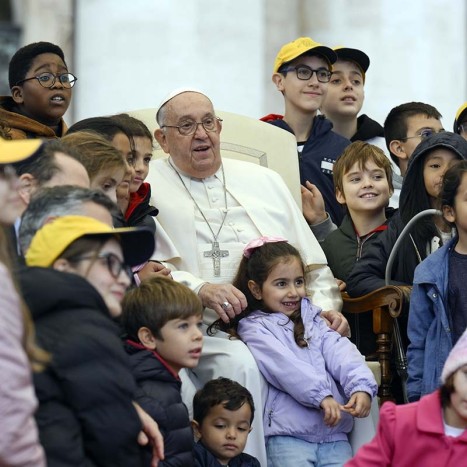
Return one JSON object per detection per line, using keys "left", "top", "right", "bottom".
{"left": 155, "top": 92, "right": 222, "bottom": 178}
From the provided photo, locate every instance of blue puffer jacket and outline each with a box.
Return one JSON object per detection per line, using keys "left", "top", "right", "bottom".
{"left": 407, "top": 238, "right": 456, "bottom": 402}
{"left": 263, "top": 114, "right": 349, "bottom": 225}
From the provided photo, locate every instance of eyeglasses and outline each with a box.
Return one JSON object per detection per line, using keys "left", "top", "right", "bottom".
{"left": 280, "top": 65, "right": 332, "bottom": 83}
{"left": 459, "top": 123, "right": 467, "bottom": 135}
{"left": 161, "top": 117, "right": 223, "bottom": 136}
{"left": 16, "top": 72, "right": 78, "bottom": 89}
{"left": 75, "top": 252, "right": 132, "bottom": 279}
{"left": 401, "top": 128, "right": 444, "bottom": 141}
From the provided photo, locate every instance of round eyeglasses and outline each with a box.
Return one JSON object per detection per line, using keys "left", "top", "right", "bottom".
{"left": 16, "top": 72, "right": 78, "bottom": 89}
{"left": 280, "top": 65, "right": 332, "bottom": 83}
{"left": 161, "top": 117, "right": 223, "bottom": 136}
{"left": 401, "top": 128, "right": 444, "bottom": 141}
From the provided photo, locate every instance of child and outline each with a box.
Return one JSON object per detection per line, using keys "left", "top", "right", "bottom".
{"left": 111, "top": 113, "right": 158, "bottom": 230}
{"left": 321, "top": 141, "right": 394, "bottom": 356}
{"left": 407, "top": 160, "right": 467, "bottom": 401}
{"left": 383, "top": 101, "right": 444, "bottom": 177}
{"left": 347, "top": 131, "right": 467, "bottom": 297}
{"left": 61, "top": 131, "right": 126, "bottom": 204}
{"left": 214, "top": 237, "right": 377, "bottom": 466}
{"left": 261, "top": 37, "right": 350, "bottom": 225}
{"left": 192, "top": 377, "right": 260, "bottom": 467}
{"left": 320, "top": 46, "right": 401, "bottom": 207}
{"left": 347, "top": 327, "right": 467, "bottom": 466}
{"left": 453, "top": 102, "right": 467, "bottom": 140}
{"left": 121, "top": 276, "right": 204, "bottom": 465}
{"left": 0, "top": 41, "right": 75, "bottom": 139}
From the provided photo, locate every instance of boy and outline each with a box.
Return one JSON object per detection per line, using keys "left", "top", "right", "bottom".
{"left": 384, "top": 101, "right": 444, "bottom": 177}
{"left": 121, "top": 276, "right": 204, "bottom": 466}
{"left": 262, "top": 36, "right": 350, "bottom": 225}
{"left": 192, "top": 378, "right": 260, "bottom": 467}
{"left": 321, "top": 141, "right": 394, "bottom": 356}
{"left": 453, "top": 102, "right": 467, "bottom": 140}
{"left": 0, "top": 41, "right": 75, "bottom": 139}
{"left": 320, "top": 46, "right": 401, "bottom": 207}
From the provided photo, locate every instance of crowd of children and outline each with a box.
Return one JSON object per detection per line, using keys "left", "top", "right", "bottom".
{"left": 1, "top": 35, "right": 467, "bottom": 467}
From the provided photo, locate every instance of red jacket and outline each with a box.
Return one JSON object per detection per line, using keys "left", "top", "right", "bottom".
{"left": 346, "top": 391, "right": 467, "bottom": 467}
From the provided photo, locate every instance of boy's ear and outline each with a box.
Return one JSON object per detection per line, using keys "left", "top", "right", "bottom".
{"left": 248, "top": 280, "right": 262, "bottom": 300}
{"left": 11, "top": 85, "right": 24, "bottom": 104}
{"left": 335, "top": 188, "right": 346, "bottom": 205}
{"left": 442, "top": 204, "right": 455, "bottom": 224}
{"left": 272, "top": 73, "right": 285, "bottom": 92}
{"left": 191, "top": 420, "right": 201, "bottom": 440}
{"left": 154, "top": 129, "right": 170, "bottom": 154}
{"left": 389, "top": 140, "right": 408, "bottom": 161}
{"left": 18, "top": 173, "right": 37, "bottom": 205}
{"left": 137, "top": 327, "right": 157, "bottom": 350}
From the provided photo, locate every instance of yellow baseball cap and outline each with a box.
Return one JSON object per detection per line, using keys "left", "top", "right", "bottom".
{"left": 273, "top": 37, "right": 337, "bottom": 74}
{"left": 454, "top": 102, "right": 467, "bottom": 133}
{"left": 26, "top": 215, "right": 155, "bottom": 268}
{"left": 0, "top": 138, "right": 43, "bottom": 165}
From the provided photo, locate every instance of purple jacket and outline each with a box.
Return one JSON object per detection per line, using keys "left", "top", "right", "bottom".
{"left": 237, "top": 298, "right": 377, "bottom": 443}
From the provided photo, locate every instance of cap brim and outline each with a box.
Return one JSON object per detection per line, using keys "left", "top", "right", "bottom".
{"left": 334, "top": 47, "right": 370, "bottom": 73}
{"left": 0, "top": 138, "right": 44, "bottom": 165}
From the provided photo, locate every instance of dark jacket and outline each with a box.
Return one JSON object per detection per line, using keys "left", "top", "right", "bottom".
{"left": 262, "top": 114, "right": 350, "bottom": 225}
{"left": 193, "top": 442, "right": 260, "bottom": 467}
{"left": 322, "top": 210, "right": 394, "bottom": 356}
{"left": 125, "top": 182, "right": 158, "bottom": 234}
{"left": 351, "top": 114, "right": 384, "bottom": 142}
{"left": 17, "top": 266, "right": 146, "bottom": 467}
{"left": 125, "top": 340, "right": 194, "bottom": 467}
{"left": 346, "top": 132, "right": 467, "bottom": 298}
{"left": 0, "top": 96, "right": 67, "bottom": 139}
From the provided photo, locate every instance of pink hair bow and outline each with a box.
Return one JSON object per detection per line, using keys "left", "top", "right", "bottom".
{"left": 243, "top": 236, "right": 288, "bottom": 258}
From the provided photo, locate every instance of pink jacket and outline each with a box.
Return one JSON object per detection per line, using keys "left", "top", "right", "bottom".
{"left": 0, "top": 263, "right": 45, "bottom": 466}
{"left": 346, "top": 391, "right": 467, "bottom": 466}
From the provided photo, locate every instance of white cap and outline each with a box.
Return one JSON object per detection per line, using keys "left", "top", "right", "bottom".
{"left": 155, "top": 87, "right": 207, "bottom": 123}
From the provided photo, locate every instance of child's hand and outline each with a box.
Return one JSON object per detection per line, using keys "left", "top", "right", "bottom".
{"left": 342, "top": 392, "right": 371, "bottom": 418}
{"left": 320, "top": 396, "right": 342, "bottom": 427}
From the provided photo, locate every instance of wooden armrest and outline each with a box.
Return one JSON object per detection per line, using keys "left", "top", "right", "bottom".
{"left": 341, "top": 285, "right": 412, "bottom": 404}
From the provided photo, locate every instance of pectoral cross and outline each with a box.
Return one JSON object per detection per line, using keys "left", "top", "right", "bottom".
{"left": 204, "top": 241, "right": 229, "bottom": 277}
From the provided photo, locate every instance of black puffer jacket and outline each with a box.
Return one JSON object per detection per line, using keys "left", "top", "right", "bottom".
{"left": 18, "top": 266, "right": 146, "bottom": 467}
{"left": 193, "top": 442, "right": 260, "bottom": 467}
{"left": 125, "top": 340, "right": 194, "bottom": 466}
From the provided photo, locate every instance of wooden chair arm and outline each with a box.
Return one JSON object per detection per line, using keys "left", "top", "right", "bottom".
{"left": 341, "top": 285, "right": 412, "bottom": 403}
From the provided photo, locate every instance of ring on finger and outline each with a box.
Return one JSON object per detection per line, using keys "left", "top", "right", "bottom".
{"left": 221, "top": 301, "right": 231, "bottom": 310}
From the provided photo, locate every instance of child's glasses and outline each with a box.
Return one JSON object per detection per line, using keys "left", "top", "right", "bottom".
{"left": 279, "top": 65, "right": 332, "bottom": 83}
{"left": 402, "top": 128, "right": 444, "bottom": 141}
{"left": 16, "top": 72, "right": 78, "bottom": 89}
{"left": 73, "top": 252, "right": 132, "bottom": 279}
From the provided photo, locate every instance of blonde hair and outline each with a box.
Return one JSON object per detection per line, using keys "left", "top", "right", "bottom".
{"left": 62, "top": 131, "right": 126, "bottom": 181}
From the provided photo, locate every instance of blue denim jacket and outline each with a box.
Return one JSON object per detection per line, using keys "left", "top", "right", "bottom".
{"left": 407, "top": 237, "right": 456, "bottom": 402}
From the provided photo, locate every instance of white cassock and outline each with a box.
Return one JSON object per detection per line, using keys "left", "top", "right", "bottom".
{"left": 149, "top": 156, "right": 342, "bottom": 465}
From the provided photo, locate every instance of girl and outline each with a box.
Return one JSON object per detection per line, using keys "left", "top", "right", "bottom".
{"left": 212, "top": 236, "right": 377, "bottom": 466}
{"left": 111, "top": 113, "right": 159, "bottom": 231}
{"left": 0, "top": 138, "right": 48, "bottom": 467}
{"left": 407, "top": 160, "right": 467, "bottom": 401}
{"left": 22, "top": 215, "right": 158, "bottom": 466}
{"left": 348, "top": 327, "right": 467, "bottom": 466}
{"left": 61, "top": 130, "right": 126, "bottom": 203}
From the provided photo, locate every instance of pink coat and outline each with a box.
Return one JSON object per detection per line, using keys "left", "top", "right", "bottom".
{"left": 0, "top": 263, "right": 45, "bottom": 466}
{"left": 346, "top": 391, "right": 467, "bottom": 467}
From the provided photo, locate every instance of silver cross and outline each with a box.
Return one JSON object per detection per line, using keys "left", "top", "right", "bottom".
{"left": 204, "top": 241, "right": 229, "bottom": 276}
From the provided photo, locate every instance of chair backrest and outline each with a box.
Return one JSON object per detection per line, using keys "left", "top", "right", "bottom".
{"left": 126, "top": 108, "right": 302, "bottom": 208}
